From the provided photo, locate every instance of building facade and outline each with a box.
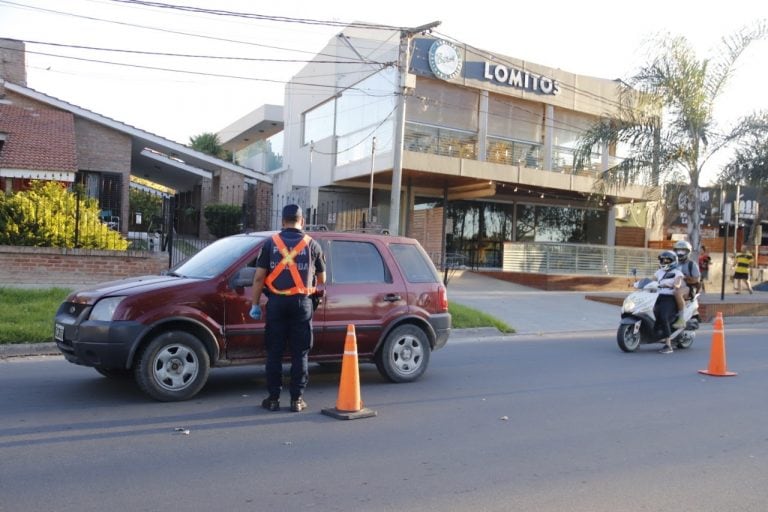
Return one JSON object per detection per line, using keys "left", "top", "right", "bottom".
{"left": 257, "top": 26, "right": 655, "bottom": 267}
{"left": 0, "top": 38, "right": 273, "bottom": 239}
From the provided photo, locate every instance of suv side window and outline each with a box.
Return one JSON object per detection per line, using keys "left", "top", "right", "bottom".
{"left": 330, "top": 241, "right": 391, "bottom": 284}
{"left": 389, "top": 243, "right": 440, "bottom": 283}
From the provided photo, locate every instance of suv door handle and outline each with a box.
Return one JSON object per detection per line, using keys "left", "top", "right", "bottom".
{"left": 384, "top": 293, "right": 402, "bottom": 302}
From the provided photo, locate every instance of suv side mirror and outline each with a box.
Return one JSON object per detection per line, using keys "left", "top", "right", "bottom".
{"left": 231, "top": 267, "right": 256, "bottom": 289}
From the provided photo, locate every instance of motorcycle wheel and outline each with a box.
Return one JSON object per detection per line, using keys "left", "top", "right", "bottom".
{"left": 675, "top": 330, "right": 696, "bottom": 349}
{"left": 617, "top": 324, "right": 641, "bottom": 352}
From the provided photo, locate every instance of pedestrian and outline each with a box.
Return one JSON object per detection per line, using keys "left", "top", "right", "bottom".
{"left": 250, "top": 204, "right": 326, "bottom": 412}
{"left": 654, "top": 250, "right": 684, "bottom": 354}
{"left": 733, "top": 245, "right": 754, "bottom": 294}
{"left": 698, "top": 245, "right": 712, "bottom": 294}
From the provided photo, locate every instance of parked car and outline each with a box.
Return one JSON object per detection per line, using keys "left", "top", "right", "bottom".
{"left": 54, "top": 230, "right": 451, "bottom": 401}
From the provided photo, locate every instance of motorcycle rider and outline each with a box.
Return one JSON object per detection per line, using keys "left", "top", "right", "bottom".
{"left": 654, "top": 250, "right": 685, "bottom": 354}
{"left": 671, "top": 240, "right": 700, "bottom": 329}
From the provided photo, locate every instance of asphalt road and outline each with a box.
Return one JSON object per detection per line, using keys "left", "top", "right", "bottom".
{"left": 1, "top": 326, "right": 767, "bottom": 512}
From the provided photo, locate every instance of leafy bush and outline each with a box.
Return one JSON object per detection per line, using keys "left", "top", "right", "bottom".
{"left": 203, "top": 203, "right": 243, "bottom": 238}
{"left": 0, "top": 181, "right": 129, "bottom": 250}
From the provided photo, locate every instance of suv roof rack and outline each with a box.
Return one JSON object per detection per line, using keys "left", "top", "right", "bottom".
{"left": 343, "top": 228, "right": 391, "bottom": 235}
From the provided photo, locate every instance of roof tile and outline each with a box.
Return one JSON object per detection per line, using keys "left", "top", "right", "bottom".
{"left": 0, "top": 103, "right": 77, "bottom": 172}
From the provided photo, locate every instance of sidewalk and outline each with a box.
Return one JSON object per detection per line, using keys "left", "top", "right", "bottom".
{"left": 446, "top": 270, "right": 620, "bottom": 335}
{"left": 446, "top": 270, "right": 768, "bottom": 336}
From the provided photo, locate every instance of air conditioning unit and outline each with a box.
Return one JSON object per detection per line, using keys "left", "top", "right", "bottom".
{"left": 615, "top": 206, "right": 630, "bottom": 220}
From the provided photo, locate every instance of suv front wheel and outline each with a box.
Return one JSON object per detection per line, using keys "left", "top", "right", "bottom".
{"left": 375, "top": 325, "right": 431, "bottom": 383}
{"left": 135, "top": 331, "right": 210, "bottom": 401}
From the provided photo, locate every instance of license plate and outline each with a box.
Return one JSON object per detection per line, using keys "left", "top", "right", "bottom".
{"left": 54, "top": 323, "right": 65, "bottom": 342}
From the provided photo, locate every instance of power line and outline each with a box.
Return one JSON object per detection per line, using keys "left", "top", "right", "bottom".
{"left": 18, "top": 39, "right": 393, "bottom": 66}
{"left": 0, "top": 0, "right": 363, "bottom": 62}
{"left": 13, "top": 46, "right": 395, "bottom": 92}
{"left": 105, "top": 0, "right": 404, "bottom": 30}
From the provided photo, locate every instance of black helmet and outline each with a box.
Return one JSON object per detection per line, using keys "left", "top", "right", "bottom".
{"left": 673, "top": 240, "right": 692, "bottom": 263}
{"left": 658, "top": 250, "right": 678, "bottom": 271}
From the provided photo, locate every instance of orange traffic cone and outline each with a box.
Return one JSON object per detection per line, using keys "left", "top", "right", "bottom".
{"left": 698, "top": 312, "right": 737, "bottom": 377}
{"left": 321, "top": 324, "right": 377, "bottom": 420}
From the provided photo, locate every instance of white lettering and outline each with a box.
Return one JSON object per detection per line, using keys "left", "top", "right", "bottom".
{"left": 484, "top": 61, "right": 494, "bottom": 80}
{"left": 509, "top": 69, "right": 523, "bottom": 88}
{"left": 494, "top": 65, "right": 509, "bottom": 83}
{"left": 540, "top": 77, "right": 553, "bottom": 94}
{"left": 481, "top": 61, "right": 560, "bottom": 95}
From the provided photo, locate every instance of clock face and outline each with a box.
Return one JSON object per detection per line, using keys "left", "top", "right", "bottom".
{"left": 428, "top": 40, "right": 462, "bottom": 80}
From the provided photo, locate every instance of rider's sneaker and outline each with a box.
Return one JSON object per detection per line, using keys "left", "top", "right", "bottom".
{"left": 671, "top": 316, "right": 686, "bottom": 329}
{"left": 659, "top": 346, "right": 674, "bottom": 354}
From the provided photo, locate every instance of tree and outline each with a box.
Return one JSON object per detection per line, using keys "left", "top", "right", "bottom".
{"left": 719, "top": 138, "right": 768, "bottom": 245}
{"left": 576, "top": 20, "right": 768, "bottom": 255}
{"left": 189, "top": 132, "right": 232, "bottom": 161}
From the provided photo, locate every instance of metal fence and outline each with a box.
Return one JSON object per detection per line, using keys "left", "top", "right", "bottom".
{"left": 271, "top": 194, "right": 385, "bottom": 232}
{"left": 502, "top": 242, "right": 660, "bottom": 277}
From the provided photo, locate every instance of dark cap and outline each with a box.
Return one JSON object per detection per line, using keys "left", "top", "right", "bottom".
{"left": 282, "top": 204, "right": 303, "bottom": 220}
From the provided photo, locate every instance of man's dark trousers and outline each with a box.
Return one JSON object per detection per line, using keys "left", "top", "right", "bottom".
{"left": 264, "top": 294, "right": 314, "bottom": 399}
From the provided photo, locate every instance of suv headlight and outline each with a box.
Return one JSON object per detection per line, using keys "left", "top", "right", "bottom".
{"left": 90, "top": 296, "right": 126, "bottom": 321}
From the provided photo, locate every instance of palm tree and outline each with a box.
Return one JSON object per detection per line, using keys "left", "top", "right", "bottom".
{"left": 719, "top": 138, "right": 768, "bottom": 245}
{"left": 576, "top": 20, "right": 768, "bottom": 255}
{"left": 189, "top": 132, "right": 232, "bottom": 161}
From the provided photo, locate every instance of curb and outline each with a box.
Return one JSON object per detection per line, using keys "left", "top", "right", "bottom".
{"left": 2, "top": 318, "right": 766, "bottom": 359}
{"left": 0, "top": 342, "right": 59, "bottom": 359}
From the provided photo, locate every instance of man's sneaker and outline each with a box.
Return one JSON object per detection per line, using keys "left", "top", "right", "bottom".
{"left": 261, "top": 397, "right": 280, "bottom": 412}
{"left": 659, "top": 346, "right": 674, "bottom": 354}
{"left": 671, "top": 316, "right": 686, "bottom": 329}
{"left": 290, "top": 397, "right": 307, "bottom": 412}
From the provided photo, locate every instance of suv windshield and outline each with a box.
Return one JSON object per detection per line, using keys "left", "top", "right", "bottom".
{"left": 172, "top": 235, "right": 266, "bottom": 278}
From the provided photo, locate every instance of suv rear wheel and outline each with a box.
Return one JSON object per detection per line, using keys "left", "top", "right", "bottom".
{"left": 375, "top": 325, "right": 430, "bottom": 383}
{"left": 135, "top": 331, "right": 210, "bottom": 401}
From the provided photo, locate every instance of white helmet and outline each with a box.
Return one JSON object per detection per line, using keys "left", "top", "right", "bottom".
{"left": 658, "top": 250, "right": 678, "bottom": 271}
{"left": 673, "top": 240, "right": 692, "bottom": 263}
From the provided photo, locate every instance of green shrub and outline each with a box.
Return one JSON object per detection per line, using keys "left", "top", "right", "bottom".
{"left": 203, "top": 203, "right": 243, "bottom": 238}
{"left": 0, "top": 181, "right": 129, "bottom": 250}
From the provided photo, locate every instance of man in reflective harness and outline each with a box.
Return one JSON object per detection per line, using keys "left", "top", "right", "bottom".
{"left": 250, "top": 204, "right": 326, "bottom": 412}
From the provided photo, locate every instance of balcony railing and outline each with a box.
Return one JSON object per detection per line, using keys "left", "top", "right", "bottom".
{"left": 404, "top": 123, "right": 477, "bottom": 160}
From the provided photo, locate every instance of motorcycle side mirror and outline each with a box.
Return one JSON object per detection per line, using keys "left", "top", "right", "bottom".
{"left": 631, "top": 267, "right": 637, "bottom": 277}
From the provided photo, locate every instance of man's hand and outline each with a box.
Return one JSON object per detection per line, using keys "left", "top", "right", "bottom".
{"left": 249, "top": 304, "right": 262, "bottom": 320}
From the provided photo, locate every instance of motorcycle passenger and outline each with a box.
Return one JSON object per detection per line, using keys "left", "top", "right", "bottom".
{"left": 654, "top": 250, "right": 684, "bottom": 354}
{"left": 671, "top": 240, "right": 700, "bottom": 329}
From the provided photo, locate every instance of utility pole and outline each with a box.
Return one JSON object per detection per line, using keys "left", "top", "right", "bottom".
{"left": 368, "top": 136, "right": 377, "bottom": 227}
{"left": 308, "top": 141, "right": 315, "bottom": 216}
{"left": 733, "top": 183, "right": 741, "bottom": 255}
{"left": 389, "top": 21, "right": 441, "bottom": 235}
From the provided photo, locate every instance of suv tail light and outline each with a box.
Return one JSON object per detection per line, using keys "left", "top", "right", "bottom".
{"left": 438, "top": 285, "right": 449, "bottom": 312}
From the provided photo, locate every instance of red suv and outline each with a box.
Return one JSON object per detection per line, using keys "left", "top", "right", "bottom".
{"left": 54, "top": 231, "right": 451, "bottom": 401}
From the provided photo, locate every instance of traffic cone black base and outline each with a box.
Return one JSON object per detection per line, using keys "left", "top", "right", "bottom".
{"left": 321, "top": 407, "right": 377, "bottom": 420}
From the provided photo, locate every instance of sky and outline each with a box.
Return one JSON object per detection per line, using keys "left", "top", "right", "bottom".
{"left": 1, "top": 0, "right": 767, "bottom": 185}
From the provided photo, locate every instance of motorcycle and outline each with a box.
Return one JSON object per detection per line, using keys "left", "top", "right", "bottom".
{"left": 617, "top": 276, "right": 701, "bottom": 352}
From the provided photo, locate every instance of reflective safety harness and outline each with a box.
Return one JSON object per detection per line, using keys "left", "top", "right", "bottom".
{"left": 264, "top": 233, "right": 316, "bottom": 296}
